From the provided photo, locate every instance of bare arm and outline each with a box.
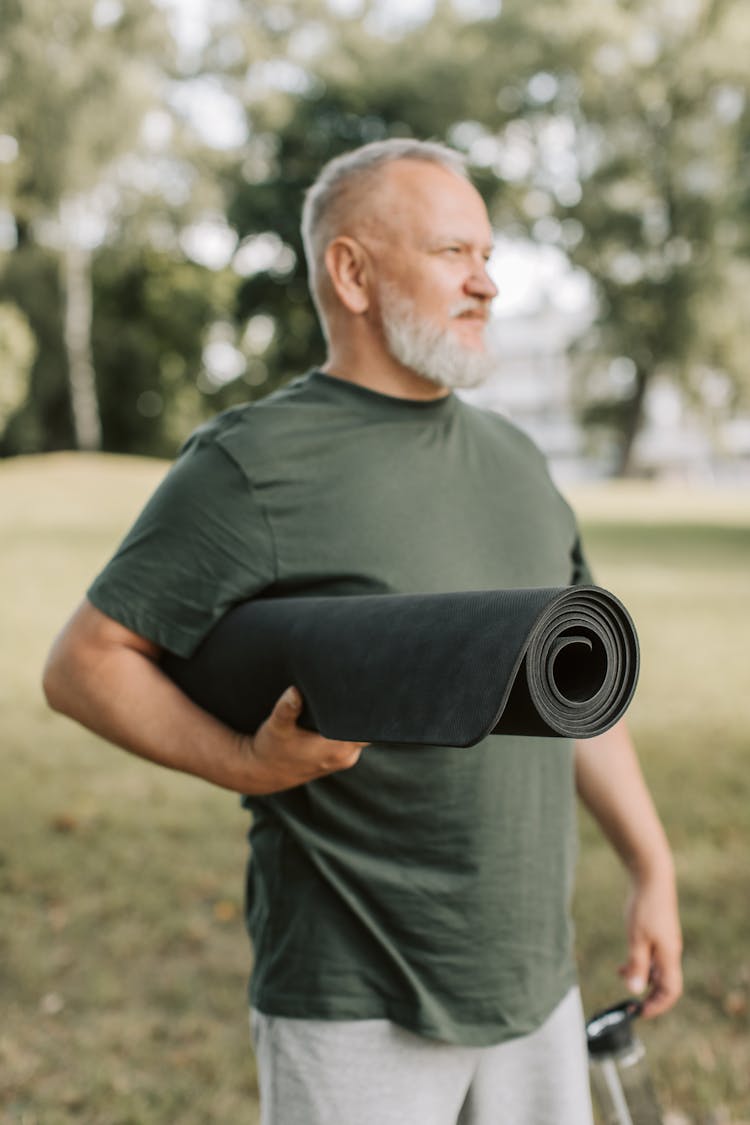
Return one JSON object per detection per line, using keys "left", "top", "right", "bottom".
{"left": 575, "top": 720, "right": 683, "bottom": 1018}
{"left": 42, "top": 600, "right": 365, "bottom": 795}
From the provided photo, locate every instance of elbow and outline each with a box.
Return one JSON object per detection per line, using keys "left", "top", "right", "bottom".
{"left": 42, "top": 631, "right": 84, "bottom": 718}
{"left": 42, "top": 650, "right": 68, "bottom": 714}
{"left": 41, "top": 601, "right": 112, "bottom": 720}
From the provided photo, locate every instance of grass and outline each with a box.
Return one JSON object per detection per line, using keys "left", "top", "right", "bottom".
{"left": 1, "top": 454, "right": 256, "bottom": 1124}
{"left": 571, "top": 483, "right": 750, "bottom": 1124}
{"left": 1, "top": 454, "right": 748, "bottom": 1123}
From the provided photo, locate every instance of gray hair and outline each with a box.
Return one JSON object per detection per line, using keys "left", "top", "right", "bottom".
{"left": 301, "top": 138, "right": 469, "bottom": 324}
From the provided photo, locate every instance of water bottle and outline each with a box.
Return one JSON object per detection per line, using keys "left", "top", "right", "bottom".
{"left": 586, "top": 998, "right": 664, "bottom": 1125}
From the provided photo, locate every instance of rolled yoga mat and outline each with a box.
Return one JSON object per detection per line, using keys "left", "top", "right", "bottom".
{"left": 164, "top": 589, "right": 638, "bottom": 747}
{"left": 162, "top": 585, "right": 639, "bottom": 745}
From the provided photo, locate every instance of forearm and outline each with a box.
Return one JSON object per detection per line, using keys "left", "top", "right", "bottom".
{"left": 43, "top": 600, "right": 364, "bottom": 796}
{"left": 575, "top": 719, "right": 674, "bottom": 882}
{"left": 576, "top": 719, "right": 682, "bottom": 1015}
{"left": 43, "top": 614, "right": 251, "bottom": 793}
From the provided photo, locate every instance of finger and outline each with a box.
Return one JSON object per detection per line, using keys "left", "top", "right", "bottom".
{"left": 641, "top": 956, "right": 683, "bottom": 1019}
{"left": 618, "top": 941, "right": 651, "bottom": 998}
{"left": 641, "top": 988, "right": 677, "bottom": 1019}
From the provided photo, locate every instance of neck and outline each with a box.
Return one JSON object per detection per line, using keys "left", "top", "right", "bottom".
{"left": 321, "top": 338, "right": 450, "bottom": 402}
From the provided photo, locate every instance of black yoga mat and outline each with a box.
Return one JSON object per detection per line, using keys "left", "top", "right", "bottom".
{"left": 162, "top": 585, "right": 639, "bottom": 745}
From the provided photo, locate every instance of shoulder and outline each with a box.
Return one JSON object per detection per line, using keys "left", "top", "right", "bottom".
{"left": 178, "top": 373, "right": 323, "bottom": 468}
{"left": 184, "top": 373, "right": 311, "bottom": 441}
{"left": 184, "top": 371, "right": 404, "bottom": 482}
{"left": 456, "top": 398, "right": 548, "bottom": 465}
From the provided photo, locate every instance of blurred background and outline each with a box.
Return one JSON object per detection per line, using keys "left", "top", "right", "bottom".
{"left": 1, "top": 1, "right": 749, "bottom": 1122}
{"left": 1, "top": 0, "right": 750, "bottom": 478}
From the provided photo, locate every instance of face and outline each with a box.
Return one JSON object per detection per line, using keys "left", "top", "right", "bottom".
{"left": 360, "top": 160, "right": 498, "bottom": 385}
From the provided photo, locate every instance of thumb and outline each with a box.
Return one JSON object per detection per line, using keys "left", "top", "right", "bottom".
{"left": 273, "top": 685, "right": 303, "bottom": 725}
{"left": 619, "top": 940, "right": 651, "bottom": 997}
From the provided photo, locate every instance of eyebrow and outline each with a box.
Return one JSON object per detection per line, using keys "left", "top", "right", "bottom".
{"left": 427, "top": 236, "right": 495, "bottom": 255}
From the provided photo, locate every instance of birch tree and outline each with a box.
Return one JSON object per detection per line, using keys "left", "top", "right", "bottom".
{"left": 0, "top": 0, "right": 171, "bottom": 449}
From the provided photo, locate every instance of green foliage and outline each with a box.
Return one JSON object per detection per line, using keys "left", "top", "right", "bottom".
{"left": 0, "top": 0, "right": 170, "bottom": 218}
{"left": 477, "top": 0, "right": 750, "bottom": 470}
{"left": 1, "top": 0, "right": 749, "bottom": 465}
{"left": 93, "top": 247, "right": 243, "bottom": 457}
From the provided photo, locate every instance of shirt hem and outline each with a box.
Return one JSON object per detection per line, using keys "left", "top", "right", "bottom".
{"left": 249, "top": 969, "right": 578, "bottom": 1048}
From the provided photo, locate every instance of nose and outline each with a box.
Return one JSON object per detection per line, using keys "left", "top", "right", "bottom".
{"left": 466, "top": 257, "right": 498, "bottom": 301}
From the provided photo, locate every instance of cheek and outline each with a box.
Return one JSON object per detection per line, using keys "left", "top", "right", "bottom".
{"left": 413, "top": 268, "right": 459, "bottom": 310}
{"left": 380, "top": 260, "right": 459, "bottom": 320}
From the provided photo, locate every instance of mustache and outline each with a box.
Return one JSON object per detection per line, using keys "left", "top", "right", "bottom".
{"left": 449, "top": 300, "right": 490, "bottom": 320}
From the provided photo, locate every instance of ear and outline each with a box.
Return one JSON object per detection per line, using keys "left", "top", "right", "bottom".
{"left": 324, "top": 237, "right": 371, "bottom": 315}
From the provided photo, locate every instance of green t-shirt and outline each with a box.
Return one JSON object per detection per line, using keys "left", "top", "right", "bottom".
{"left": 88, "top": 370, "right": 592, "bottom": 1046}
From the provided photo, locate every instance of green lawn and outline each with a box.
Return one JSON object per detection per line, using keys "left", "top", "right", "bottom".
{"left": 572, "top": 482, "right": 750, "bottom": 1124}
{"left": 1, "top": 454, "right": 748, "bottom": 1123}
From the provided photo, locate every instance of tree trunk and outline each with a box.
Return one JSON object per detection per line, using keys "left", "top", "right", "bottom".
{"left": 614, "top": 367, "right": 648, "bottom": 477}
{"left": 61, "top": 236, "right": 101, "bottom": 451}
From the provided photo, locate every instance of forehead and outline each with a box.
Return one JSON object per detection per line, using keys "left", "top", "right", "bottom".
{"left": 363, "top": 159, "right": 492, "bottom": 245}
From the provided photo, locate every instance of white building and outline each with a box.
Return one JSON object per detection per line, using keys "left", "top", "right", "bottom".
{"left": 460, "top": 300, "right": 594, "bottom": 481}
{"left": 461, "top": 303, "right": 750, "bottom": 483}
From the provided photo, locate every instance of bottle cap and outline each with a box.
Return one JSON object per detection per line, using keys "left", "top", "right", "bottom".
{"left": 586, "top": 998, "right": 643, "bottom": 1057}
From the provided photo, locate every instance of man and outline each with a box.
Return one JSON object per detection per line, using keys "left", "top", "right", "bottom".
{"left": 43, "top": 139, "right": 682, "bottom": 1125}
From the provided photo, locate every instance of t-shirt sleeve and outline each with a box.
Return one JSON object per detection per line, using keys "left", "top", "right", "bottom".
{"left": 87, "top": 434, "right": 276, "bottom": 657}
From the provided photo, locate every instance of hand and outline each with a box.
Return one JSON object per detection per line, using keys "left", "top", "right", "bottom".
{"left": 619, "top": 868, "right": 683, "bottom": 1019}
{"left": 242, "top": 686, "right": 367, "bottom": 795}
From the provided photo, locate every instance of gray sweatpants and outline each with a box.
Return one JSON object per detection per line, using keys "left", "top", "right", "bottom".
{"left": 250, "top": 987, "right": 594, "bottom": 1125}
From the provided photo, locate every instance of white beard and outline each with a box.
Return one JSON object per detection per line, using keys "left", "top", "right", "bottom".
{"left": 379, "top": 284, "right": 496, "bottom": 390}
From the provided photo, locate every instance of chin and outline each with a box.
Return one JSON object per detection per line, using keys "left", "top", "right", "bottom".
{"left": 451, "top": 327, "right": 488, "bottom": 350}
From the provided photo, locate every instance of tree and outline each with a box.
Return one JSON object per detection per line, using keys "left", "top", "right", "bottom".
{"left": 0, "top": 0, "right": 172, "bottom": 450}
{"left": 92, "top": 244, "right": 245, "bottom": 457}
{"left": 0, "top": 302, "right": 35, "bottom": 440}
{"left": 0, "top": 245, "right": 71, "bottom": 454}
{"left": 475, "top": 0, "right": 750, "bottom": 472}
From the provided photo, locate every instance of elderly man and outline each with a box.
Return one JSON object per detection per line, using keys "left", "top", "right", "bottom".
{"left": 43, "top": 139, "right": 682, "bottom": 1125}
